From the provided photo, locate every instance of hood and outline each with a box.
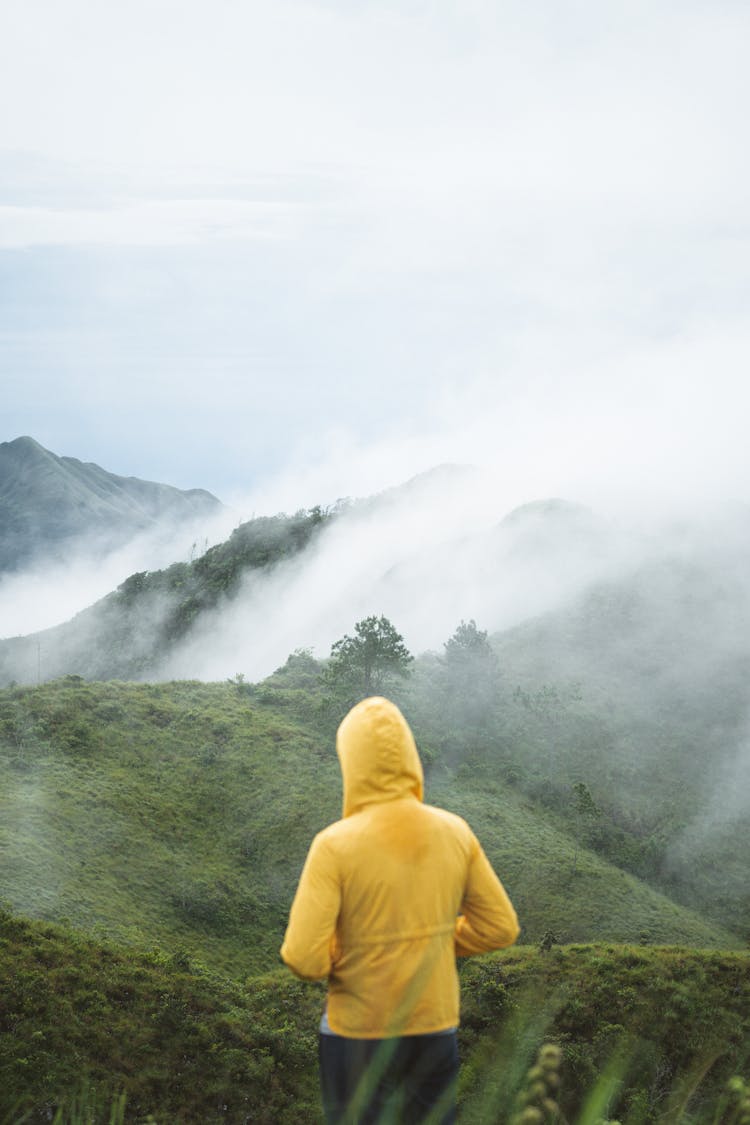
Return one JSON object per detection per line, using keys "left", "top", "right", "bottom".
{"left": 336, "top": 696, "right": 424, "bottom": 818}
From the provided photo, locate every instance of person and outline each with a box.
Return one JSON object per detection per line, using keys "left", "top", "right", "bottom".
{"left": 281, "top": 696, "right": 520, "bottom": 1124}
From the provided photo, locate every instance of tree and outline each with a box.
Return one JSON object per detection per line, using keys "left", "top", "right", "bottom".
{"left": 443, "top": 621, "right": 498, "bottom": 701}
{"left": 439, "top": 619, "right": 500, "bottom": 737}
{"left": 571, "top": 781, "right": 601, "bottom": 876}
{"left": 324, "top": 616, "right": 413, "bottom": 703}
{"left": 443, "top": 619, "right": 495, "bottom": 668}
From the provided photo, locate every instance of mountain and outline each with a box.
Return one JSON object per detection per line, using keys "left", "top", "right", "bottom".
{"left": 0, "top": 476, "right": 626, "bottom": 685}
{"left": 2, "top": 459, "right": 749, "bottom": 1121}
{"left": 0, "top": 436, "right": 223, "bottom": 573}
{"left": 1, "top": 462, "right": 748, "bottom": 937}
{"left": 0, "top": 506, "right": 328, "bottom": 681}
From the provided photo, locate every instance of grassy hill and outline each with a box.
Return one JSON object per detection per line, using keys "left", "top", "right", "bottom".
{"left": 481, "top": 557, "right": 750, "bottom": 940}
{"left": 1, "top": 906, "right": 748, "bottom": 1123}
{"left": 0, "top": 677, "right": 739, "bottom": 982}
{"left": 1, "top": 670, "right": 748, "bottom": 1124}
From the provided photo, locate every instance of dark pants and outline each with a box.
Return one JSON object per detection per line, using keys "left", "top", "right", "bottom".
{"left": 318, "top": 1031, "right": 459, "bottom": 1125}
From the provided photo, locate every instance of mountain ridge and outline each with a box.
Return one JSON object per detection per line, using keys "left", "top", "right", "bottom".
{"left": 0, "top": 435, "right": 223, "bottom": 573}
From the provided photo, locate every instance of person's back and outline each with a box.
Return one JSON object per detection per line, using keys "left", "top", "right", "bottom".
{"left": 281, "top": 696, "right": 519, "bottom": 1122}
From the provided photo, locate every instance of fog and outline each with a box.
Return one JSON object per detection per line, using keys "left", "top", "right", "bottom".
{"left": 159, "top": 467, "right": 643, "bottom": 682}
{"left": 2, "top": 451, "right": 749, "bottom": 943}
{"left": 4, "top": 451, "right": 750, "bottom": 689}
{"left": 0, "top": 504, "right": 238, "bottom": 638}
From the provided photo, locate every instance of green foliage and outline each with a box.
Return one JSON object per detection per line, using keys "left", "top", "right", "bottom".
{"left": 402, "top": 612, "right": 749, "bottom": 941}
{"left": 2, "top": 487, "right": 750, "bottom": 1119}
{"left": 508, "top": 1042, "right": 563, "bottom": 1125}
{"left": 459, "top": 945, "right": 750, "bottom": 1124}
{"left": 573, "top": 783, "right": 601, "bottom": 823}
{"left": 427, "top": 772, "right": 737, "bottom": 950}
{"left": 0, "top": 678, "right": 340, "bottom": 975}
{"left": 716, "top": 1075, "right": 750, "bottom": 1125}
{"left": 485, "top": 564, "right": 750, "bottom": 938}
{"left": 436, "top": 619, "right": 502, "bottom": 757}
{"left": 1, "top": 914, "right": 747, "bottom": 1124}
{"left": 323, "top": 615, "right": 413, "bottom": 704}
{"left": 0, "top": 659, "right": 747, "bottom": 1123}
{"left": 0, "top": 675, "right": 739, "bottom": 979}
{"left": 155, "top": 509, "right": 327, "bottom": 645}
{"left": 0, "top": 909, "right": 323, "bottom": 1123}
{"left": 572, "top": 782, "right": 603, "bottom": 876}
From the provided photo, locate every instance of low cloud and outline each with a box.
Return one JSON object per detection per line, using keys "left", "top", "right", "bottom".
{"left": 161, "top": 468, "right": 642, "bottom": 682}
{"left": 0, "top": 505, "right": 237, "bottom": 638}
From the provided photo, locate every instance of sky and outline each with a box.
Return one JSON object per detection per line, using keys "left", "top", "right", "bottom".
{"left": 2, "top": 0, "right": 750, "bottom": 515}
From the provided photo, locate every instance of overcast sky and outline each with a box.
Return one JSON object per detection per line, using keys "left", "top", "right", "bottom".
{"left": 2, "top": 0, "right": 750, "bottom": 515}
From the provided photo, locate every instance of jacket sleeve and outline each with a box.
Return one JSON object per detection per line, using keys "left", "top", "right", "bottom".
{"left": 454, "top": 836, "right": 520, "bottom": 957}
{"left": 280, "top": 832, "right": 341, "bottom": 980}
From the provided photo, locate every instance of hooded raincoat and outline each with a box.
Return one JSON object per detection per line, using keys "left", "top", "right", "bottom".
{"left": 280, "top": 696, "right": 519, "bottom": 1038}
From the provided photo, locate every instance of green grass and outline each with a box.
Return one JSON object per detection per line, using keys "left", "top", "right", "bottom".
{"left": 431, "top": 776, "right": 740, "bottom": 949}
{"left": 1, "top": 907, "right": 748, "bottom": 1124}
{"left": 0, "top": 677, "right": 338, "bottom": 975}
{"left": 0, "top": 906, "right": 323, "bottom": 1124}
{"left": 0, "top": 678, "right": 738, "bottom": 981}
{"left": 459, "top": 944, "right": 750, "bottom": 1123}
{"left": 1, "top": 672, "right": 745, "bottom": 1120}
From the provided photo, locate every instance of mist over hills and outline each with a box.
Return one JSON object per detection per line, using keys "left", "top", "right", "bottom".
{"left": 2, "top": 454, "right": 749, "bottom": 942}
{"left": 0, "top": 466, "right": 639, "bottom": 686}
{"left": 0, "top": 506, "right": 330, "bottom": 683}
{"left": 0, "top": 435, "right": 223, "bottom": 575}
{"left": 489, "top": 540, "right": 750, "bottom": 938}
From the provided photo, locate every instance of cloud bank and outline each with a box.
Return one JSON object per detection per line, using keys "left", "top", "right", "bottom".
{"left": 0, "top": 505, "right": 237, "bottom": 638}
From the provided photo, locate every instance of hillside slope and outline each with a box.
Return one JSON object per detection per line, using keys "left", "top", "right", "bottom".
{"left": 1, "top": 907, "right": 748, "bottom": 1124}
{"left": 0, "top": 436, "right": 222, "bottom": 573}
{"left": 483, "top": 553, "right": 750, "bottom": 938}
{"left": 0, "top": 508, "right": 328, "bottom": 683}
{"left": 0, "top": 678, "right": 738, "bottom": 981}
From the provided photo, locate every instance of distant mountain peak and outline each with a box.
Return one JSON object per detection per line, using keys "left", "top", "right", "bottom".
{"left": 5, "top": 435, "right": 43, "bottom": 447}
{"left": 0, "top": 436, "right": 223, "bottom": 574}
{"left": 2, "top": 435, "right": 52, "bottom": 459}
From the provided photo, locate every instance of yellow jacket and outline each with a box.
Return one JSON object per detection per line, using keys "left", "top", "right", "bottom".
{"left": 280, "top": 697, "right": 520, "bottom": 1038}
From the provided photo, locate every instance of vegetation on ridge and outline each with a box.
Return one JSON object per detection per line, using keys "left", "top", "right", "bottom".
{"left": 0, "top": 507, "right": 329, "bottom": 683}
{"left": 1, "top": 907, "right": 748, "bottom": 1123}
